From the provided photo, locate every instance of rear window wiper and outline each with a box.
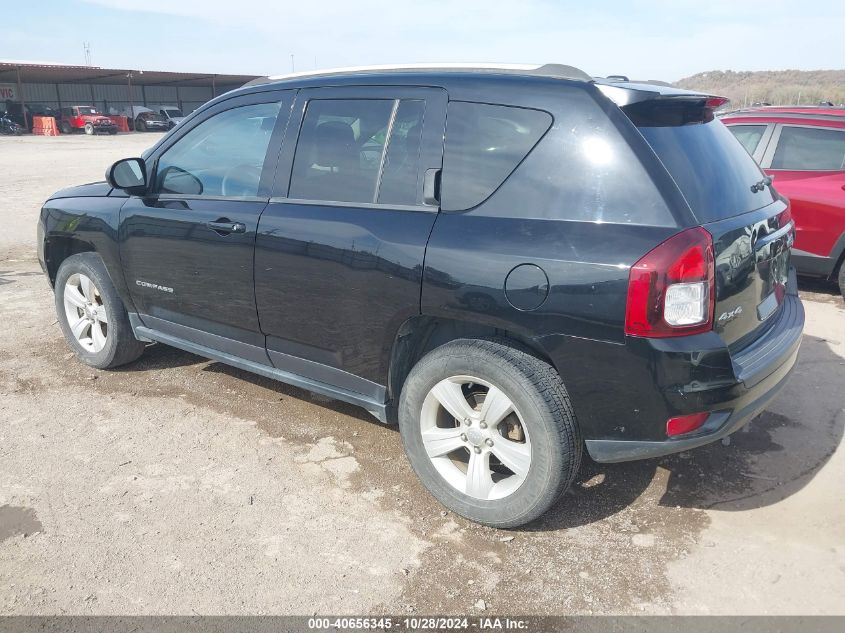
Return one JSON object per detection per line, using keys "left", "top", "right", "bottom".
{"left": 750, "top": 175, "right": 773, "bottom": 193}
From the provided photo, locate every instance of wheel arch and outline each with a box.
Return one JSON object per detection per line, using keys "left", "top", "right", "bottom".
{"left": 44, "top": 236, "right": 97, "bottom": 287}
{"left": 385, "top": 315, "right": 557, "bottom": 422}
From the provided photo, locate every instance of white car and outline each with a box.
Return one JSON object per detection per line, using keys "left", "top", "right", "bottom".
{"left": 149, "top": 105, "right": 185, "bottom": 129}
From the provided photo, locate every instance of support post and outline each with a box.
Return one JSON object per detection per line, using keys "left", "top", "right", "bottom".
{"left": 127, "top": 72, "right": 134, "bottom": 131}
{"left": 16, "top": 66, "right": 27, "bottom": 129}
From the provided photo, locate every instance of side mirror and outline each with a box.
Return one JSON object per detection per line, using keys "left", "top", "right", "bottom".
{"left": 106, "top": 157, "right": 147, "bottom": 194}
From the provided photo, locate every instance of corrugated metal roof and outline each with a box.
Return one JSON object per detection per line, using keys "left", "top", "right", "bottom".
{"left": 0, "top": 61, "right": 260, "bottom": 88}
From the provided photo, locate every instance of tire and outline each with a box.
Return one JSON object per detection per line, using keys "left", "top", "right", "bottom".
{"left": 137, "top": 120, "right": 146, "bottom": 132}
{"left": 84, "top": 122, "right": 94, "bottom": 135}
{"left": 54, "top": 253, "right": 145, "bottom": 369}
{"left": 398, "top": 339, "right": 582, "bottom": 528}
{"left": 60, "top": 121, "right": 71, "bottom": 134}
{"left": 838, "top": 262, "right": 845, "bottom": 302}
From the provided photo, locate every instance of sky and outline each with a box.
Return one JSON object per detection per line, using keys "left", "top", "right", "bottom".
{"left": 2, "top": 0, "right": 843, "bottom": 81}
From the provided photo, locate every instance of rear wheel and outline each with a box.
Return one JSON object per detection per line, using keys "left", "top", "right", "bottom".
{"left": 55, "top": 253, "right": 145, "bottom": 369}
{"left": 60, "top": 121, "right": 71, "bottom": 134}
{"left": 838, "top": 261, "right": 845, "bottom": 301}
{"left": 399, "top": 339, "right": 581, "bottom": 528}
{"left": 84, "top": 122, "right": 94, "bottom": 135}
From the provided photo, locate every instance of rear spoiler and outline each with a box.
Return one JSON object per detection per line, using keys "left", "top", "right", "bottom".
{"left": 595, "top": 80, "right": 728, "bottom": 109}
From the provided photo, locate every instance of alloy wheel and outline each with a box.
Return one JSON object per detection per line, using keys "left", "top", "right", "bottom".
{"left": 419, "top": 375, "right": 532, "bottom": 501}
{"left": 63, "top": 273, "right": 108, "bottom": 353}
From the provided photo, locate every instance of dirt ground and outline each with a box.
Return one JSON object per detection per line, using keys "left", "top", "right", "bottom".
{"left": 1, "top": 135, "right": 844, "bottom": 615}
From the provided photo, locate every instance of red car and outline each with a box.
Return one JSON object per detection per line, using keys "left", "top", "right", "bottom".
{"left": 722, "top": 107, "right": 845, "bottom": 298}
{"left": 58, "top": 105, "right": 118, "bottom": 135}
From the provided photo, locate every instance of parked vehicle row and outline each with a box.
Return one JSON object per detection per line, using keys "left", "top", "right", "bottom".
{"left": 723, "top": 107, "right": 845, "bottom": 298}
{"left": 38, "top": 64, "right": 804, "bottom": 527}
{"left": 0, "top": 101, "right": 185, "bottom": 135}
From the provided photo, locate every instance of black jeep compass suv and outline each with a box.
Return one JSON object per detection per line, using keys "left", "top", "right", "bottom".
{"left": 38, "top": 63, "right": 803, "bottom": 527}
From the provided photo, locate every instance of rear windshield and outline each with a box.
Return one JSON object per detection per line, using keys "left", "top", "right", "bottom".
{"left": 629, "top": 103, "right": 777, "bottom": 223}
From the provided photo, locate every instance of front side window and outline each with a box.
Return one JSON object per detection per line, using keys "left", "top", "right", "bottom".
{"left": 154, "top": 101, "right": 281, "bottom": 197}
{"left": 727, "top": 124, "right": 767, "bottom": 155}
{"left": 771, "top": 126, "right": 845, "bottom": 170}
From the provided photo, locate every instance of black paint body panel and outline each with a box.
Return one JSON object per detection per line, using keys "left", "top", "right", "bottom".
{"left": 37, "top": 69, "right": 804, "bottom": 462}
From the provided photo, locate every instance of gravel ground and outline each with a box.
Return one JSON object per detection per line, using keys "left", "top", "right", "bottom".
{"left": 1, "top": 134, "right": 844, "bottom": 615}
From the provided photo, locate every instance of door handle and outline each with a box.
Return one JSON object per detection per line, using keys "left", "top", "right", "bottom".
{"left": 207, "top": 220, "right": 246, "bottom": 235}
{"left": 423, "top": 168, "right": 441, "bottom": 206}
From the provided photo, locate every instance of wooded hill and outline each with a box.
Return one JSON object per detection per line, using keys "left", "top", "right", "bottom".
{"left": 675, "top": 69, "right": 845, "bottom": 108}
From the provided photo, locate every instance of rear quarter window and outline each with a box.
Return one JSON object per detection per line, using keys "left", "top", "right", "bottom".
{"left": 441, "top": 102, "right": 551, "bottom": 211}
{"left": 463, "top": 89, "right": 676, "bottom": 226}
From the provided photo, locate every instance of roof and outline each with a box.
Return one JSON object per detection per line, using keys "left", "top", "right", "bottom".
{"left": 721, "top": 106, "right": 845, "bottom": 125}
{"left": 727, "top": 106, "right": 845, "bottom": 117}
{"left": 262, "top": 62, "right": 592, "bottom": 84}
{"left": 0, "top": 61, "right": 261, "bottom": 88}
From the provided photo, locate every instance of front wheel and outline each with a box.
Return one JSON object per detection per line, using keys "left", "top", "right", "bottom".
{"left": 399, "top": 339, "right": 582, "bottom": 528}
{"left": 55, "top": 253, "right": 145, "bottom": 369}
{"left": 84, "top": 122, "right": 94, "bottom": 135}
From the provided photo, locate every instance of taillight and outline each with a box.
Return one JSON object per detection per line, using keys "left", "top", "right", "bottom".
{"left": 625, "top": 227, "right": 715, "bottom": 338}
{"left": 777, "top": 205, "right": 792, "bottom": 229}
{"left": 666, "top": 412, "right": 710, "bottom": 437}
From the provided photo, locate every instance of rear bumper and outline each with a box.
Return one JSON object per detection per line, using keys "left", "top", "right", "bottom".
{"left": 585, "top": 340, "right": 799, "bottom": 462}
{"left": 561, "top": 270, "right": 805, "bottom": 463}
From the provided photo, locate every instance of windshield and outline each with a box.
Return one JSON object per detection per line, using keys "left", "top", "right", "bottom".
{"left": 140, "top": 112, "right": 166, "bottom": 122}
{"left": 630, "top": 104, "right": 777, "bottom": 222}
{"left": 165, "top": 109, "right": 183, "bottom": 118}
{"left": 77, "top": 106, "right": 99, "bottom": 115}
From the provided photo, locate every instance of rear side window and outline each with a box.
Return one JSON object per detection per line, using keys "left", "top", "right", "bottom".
{"left": 377, "top": 100, "right": 426, "bottom": 205}
{"left": 290, "top": 99, "right": 395, "bottom": 204}
{"left": 634, "top": 109, "right": 776, "bottom": 223}
{"left": 727, "top": 124, "right": 767, "bottom": 155}
{"left": 771, "top": 126, "right": 845, "bottom": 170}
{"left": 441, "top": 102, "right": 552, "bottom": 211}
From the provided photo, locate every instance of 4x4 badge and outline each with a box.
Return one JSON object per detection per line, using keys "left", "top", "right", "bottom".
{"left": 718, "top": 306, "right": 743, "bottom": 323}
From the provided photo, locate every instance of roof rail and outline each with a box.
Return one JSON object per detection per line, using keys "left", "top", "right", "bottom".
{"left": 264, "top": 62, "right": 592, "bottom": 83}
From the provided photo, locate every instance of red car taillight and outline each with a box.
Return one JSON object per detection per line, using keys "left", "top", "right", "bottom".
{"left": 625, "top": 227, "right": 715, "bottom": 338}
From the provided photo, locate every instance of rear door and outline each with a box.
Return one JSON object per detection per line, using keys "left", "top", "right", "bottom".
{"left": 630, "top": 101, "right": 792, "bottom": 347}
{"left": 759, "top": 123, "right": 845, "bottom": 262}
{"left": 120, "top": 91, "right": 292, "bottom": 363}
{"left": 255, "top": 86, "right": 446, "bottom": 393}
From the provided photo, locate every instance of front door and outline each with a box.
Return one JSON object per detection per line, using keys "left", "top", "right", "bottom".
{"left": 120, "top": 92, "right": 292, "bottom": 363}
{"left": 255, "top": 86, "right": 447, "bottom": 396}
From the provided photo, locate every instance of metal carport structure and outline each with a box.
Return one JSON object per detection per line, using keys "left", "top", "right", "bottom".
{"left": 0, "top": 60, "right": 261, "bottom": 127}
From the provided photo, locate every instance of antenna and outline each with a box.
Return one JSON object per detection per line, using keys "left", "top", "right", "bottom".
{"left": 83, "top": 42, "right": 93, "bottom": 66}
